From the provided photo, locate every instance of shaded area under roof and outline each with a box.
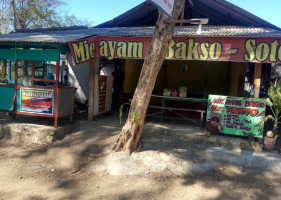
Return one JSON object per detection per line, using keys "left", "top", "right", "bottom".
{"left": 96, "top": 0, "right": 280, "bottom": 30}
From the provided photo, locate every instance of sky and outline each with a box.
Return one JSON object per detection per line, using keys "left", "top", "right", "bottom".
{"left": 65, "top": 0, "right": 281, "bottom": 28}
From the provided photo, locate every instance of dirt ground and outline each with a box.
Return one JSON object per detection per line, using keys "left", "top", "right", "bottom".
{"left": 1, "top": 118, "right": 281, "bottom": 200}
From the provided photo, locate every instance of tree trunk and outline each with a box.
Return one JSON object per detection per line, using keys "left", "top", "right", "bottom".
{"left": 113, "top": 0, "right": 185, "bottom": 155}
{"left": 11, "top": 0, "right": 17, "bottom": 31}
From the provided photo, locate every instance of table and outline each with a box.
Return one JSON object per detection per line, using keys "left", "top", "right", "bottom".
{"left": 148, "top": 95, "right": 208, "bottom": 128}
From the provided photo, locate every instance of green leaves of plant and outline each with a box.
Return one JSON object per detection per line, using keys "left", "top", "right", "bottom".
{"left": 266, "top": 79, "right": 281, "bottom": 134}
{"left": 263, "top": 98, "right": 273, "bottom": 107}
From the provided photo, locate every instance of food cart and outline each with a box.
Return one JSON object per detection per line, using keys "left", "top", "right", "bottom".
{"left": 0, "top": 48, "right": 74, "bottom": 128}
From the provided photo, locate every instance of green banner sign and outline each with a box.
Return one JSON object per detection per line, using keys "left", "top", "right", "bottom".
{"left": 206, "top": 95, "right": 266, "bottom": 138}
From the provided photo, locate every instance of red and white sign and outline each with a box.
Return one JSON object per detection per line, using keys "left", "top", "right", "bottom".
{"left": 149, "top": 0, "right": 175, "bottom": 18}
{"left": 69, "top": 36, "right": 281, "bottom": 64}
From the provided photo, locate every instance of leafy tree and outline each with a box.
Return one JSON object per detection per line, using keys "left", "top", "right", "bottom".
{"left": 0, "top": 0, "right": 93, "bottom": 33}
{"left": 0, "top": 0, "right": 11, "bottom": 33}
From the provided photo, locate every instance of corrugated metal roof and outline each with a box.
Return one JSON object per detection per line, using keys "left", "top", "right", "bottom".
{"left": 0, "top": 26, "right": 280, "bottom": 44}
{"left": 0, "top": 28, "right": 97, "bottom": 44}
{"left": 90, "top": 26, "right": 281, "bottom": 37}
{"left": 174, "top": 26, "right": 281, "bottom": 37}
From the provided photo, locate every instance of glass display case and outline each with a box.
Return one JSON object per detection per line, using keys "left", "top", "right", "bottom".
{"left": 8, "top": 60, "right": 63, "bottom": 86}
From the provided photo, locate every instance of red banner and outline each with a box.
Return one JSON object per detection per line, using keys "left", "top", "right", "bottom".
{"left": 69, "top": 36, "right": 281, "bottom": 64}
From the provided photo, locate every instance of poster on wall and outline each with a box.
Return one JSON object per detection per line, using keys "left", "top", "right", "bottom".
{"left": 206, "top": 95, "right": 266, "bottom": 138}
{"left": 149, "top": 0, "right": 175, "bottom": 18}
{"left": 20, "top": 88, "right": 54, "bottom": 115}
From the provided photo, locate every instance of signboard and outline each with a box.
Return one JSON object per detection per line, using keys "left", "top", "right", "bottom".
{"left": 206, "top": 95, "right": 266, "bottom": 138}
{"left": 69, "top": 36, "right": 281, "bottom": 64}
{"left": 20, "top": 88, "right": 54, "bottom": 115}
{"left": 149, "top": 0, "right": 175, "bottom": 18}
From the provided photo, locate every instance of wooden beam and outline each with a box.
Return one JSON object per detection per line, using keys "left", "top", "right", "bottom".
{"left": 164, "top": 19, "right": 200, "bottom": 24}
{"left": 64, "top": 53, "right": 69, "bottom": 85}
{"left": 31, "top": 61, "right": 34, "bottom": 87}
{"left": 12, "top": 60, "right": 18, "bottom": 112}
{"left": 14, "top": 60, "right": 18, "bottom": 87}
{"left": 54, "top": 60, "right": 60, "bottom": 128}
{"left": 187, "top": 0, "right": 193, "bottom": 6}
{"left": 254, "top": 63, "right": 262, "bottom": 98}
{"left": 88, "top": 58, "right": 95, "bottom": 121}
{"left": 180, "top": 0, "right": 185, "bottom": 26}
{"left": 55, "top": 60, "right": 60, "bottom": 88}
{"left": 238, "top": 62, "right": 246, "bottom": 97}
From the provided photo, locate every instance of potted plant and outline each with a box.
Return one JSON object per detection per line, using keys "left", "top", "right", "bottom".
{"left": 263, "top": 79, "right": 281, "bottom": 150}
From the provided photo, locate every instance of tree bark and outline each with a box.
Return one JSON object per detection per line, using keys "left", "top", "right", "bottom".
{"left": 11, "top": 0, "right": 17, "bottom": 31}
{"left": 113, "top": 0, "right": 185, "bottom": 155}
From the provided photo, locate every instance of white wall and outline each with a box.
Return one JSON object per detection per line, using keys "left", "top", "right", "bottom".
{"left": 100, "top": 63, "right": 115, "bottom": 76}
{"left": 68, "top": 56, "right": 113, "bottom": 117}
{"left": 67, "top": 55, "right": 89, "bottom": 104}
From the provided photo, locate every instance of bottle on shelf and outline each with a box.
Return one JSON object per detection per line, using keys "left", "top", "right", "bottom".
{"left": 250, "top": 86, "right": 254, "bottom": 98}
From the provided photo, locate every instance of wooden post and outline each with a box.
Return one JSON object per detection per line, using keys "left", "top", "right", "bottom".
{"left": 14, "top": 60, "right": 18, "bottom": 87}
{"left": 88, "top": 58, "right": 95, "bottom": 121}
{"left": 180, "top": 0, "right": 185, "bottom": 26}
{"left": 31, "top": 61, "right": 34, "bottom": 87}
{"left": 54, "top": 60, "right": 60, "bottom": 128}
{"left": 64, "top": 52, "right": 69, "bottom": 84}
{"left": 238, "top": 62, "right": 246, "bottom": 97}
{"left": 55, "top": 60, "right": 60, "bottom": 88}
{"left": 12, "top": 60, "right": 18, "bottom": 113}
{"left": 254, "top": 63, "right": 262, "bottom": 98}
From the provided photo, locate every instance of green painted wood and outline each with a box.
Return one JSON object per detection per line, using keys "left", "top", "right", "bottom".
{"left": 0, "top": 87, "right": 15, "bottom": 111}
{"left": 17, "top": 89, "right": 20, "bottom": 111}
{"left": 0, "top": 43, "right": 69, "bottom": 55}
{"left": 162, "top": 96, "right": 208, "bottom": 103}
{"left": 151, "top": 95, "right": 208, "bottom": 122}
{"left": 0, "top": 49, "right": 59, "bottom": 61}
{"left": 151, "top": 95, "right": 208, "bottom": 103}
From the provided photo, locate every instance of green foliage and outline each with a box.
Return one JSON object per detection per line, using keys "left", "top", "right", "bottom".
{"left": 119, "top": 104, "right": 126, "bottom": 124}
{"left": 131, "top": 111, "right": 139, "bottom": 123}
{"left": 264, "top": 98, "right": 273, "bottom": 107}
{"left": 119, "top": 99, "right": 140, "bottom": 124}
{"left": 0, "top": 0, "right": 93, "bottom": 33}
{"left": 119, "top": 99, "right": 132, "bottom": 124}
{"left": 264, "top": 79, "right": 281, "bottom": 138}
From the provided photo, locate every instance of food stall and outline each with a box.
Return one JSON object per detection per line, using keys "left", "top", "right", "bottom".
{"left": 68, "top": 27, "right": 281, "bottom": 138}
{"left": 0, "top": 48, "right": 74, "bottom": 128}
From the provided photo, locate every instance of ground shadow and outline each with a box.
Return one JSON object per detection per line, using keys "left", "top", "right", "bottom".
{"left": 1, "top": 113, "right": 281, "bottom": 199}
